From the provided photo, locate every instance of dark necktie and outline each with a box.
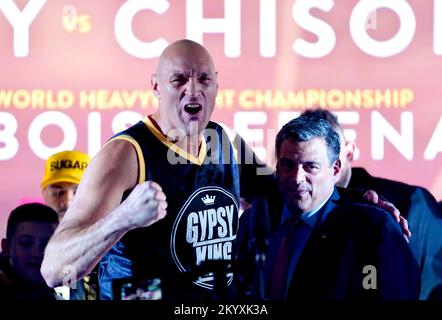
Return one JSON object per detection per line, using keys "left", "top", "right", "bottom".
{"left": 267, "top": 216, "right": 301, "bottom": 299}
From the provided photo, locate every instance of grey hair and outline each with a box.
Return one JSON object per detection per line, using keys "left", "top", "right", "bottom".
{"left": 276, "top": 114, "right": 341, "bottom": 165}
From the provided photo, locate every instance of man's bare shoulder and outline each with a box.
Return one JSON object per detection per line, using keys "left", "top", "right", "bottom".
{"left": 90, "top": 139, "right": 137, "bottom": 170}
{"left": 80, "top": 139, "right": 139, "bottom": 191}
{"left": 101, "top": 138, "right": 137, "bottom": 157}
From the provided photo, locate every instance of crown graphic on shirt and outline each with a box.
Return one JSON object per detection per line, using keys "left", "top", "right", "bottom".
{"left": 201, "top": 194, "right": 216, "bottom": 206}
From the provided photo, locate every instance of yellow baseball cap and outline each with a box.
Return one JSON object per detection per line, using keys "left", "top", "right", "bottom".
{"left": 41, "top": 150, "right": 91, "bottom": 189}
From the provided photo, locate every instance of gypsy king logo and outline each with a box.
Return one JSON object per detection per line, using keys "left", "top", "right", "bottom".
{"left": 170, "top": 186, "right": 239, "bottom": 290}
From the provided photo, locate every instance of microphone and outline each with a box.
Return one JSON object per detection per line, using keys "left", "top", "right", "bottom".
{"left": 249, "top": 196, "right": 270, "bottom": 255}
{"left": 248, "top": 196, "right": 270, "bottom": 299}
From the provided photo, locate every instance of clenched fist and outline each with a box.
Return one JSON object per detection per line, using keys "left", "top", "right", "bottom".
{"left": 120, "top": 181, "right": 168, "bottom": 229}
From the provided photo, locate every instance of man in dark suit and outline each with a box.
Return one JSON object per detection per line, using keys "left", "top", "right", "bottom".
{"left": 347, "top": 169, "right": 442, "bottom": 300}
{"left": 302, "top": 109, "right": 442, "bottom": 300}
{"left": 264, "top": 114, "right": 420, "bottom": 300}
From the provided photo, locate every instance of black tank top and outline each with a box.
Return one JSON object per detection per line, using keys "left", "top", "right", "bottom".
{"left": 99, "top": 117, "right": 241, "bottom": 301}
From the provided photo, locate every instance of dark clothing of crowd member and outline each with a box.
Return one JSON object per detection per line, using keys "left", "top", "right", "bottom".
{"left": 348, "top": 168, "right": 442, "bottom": 299}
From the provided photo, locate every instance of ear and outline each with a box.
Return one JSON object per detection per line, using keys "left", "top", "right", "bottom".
{"left": 42, "top": 187, "right": 50, "bottom": 204}
{"left": 1, "top": 238, "right": 8, "bottom": 257}
{"left": 151, "top": 74, "right": 160, "bottom": 99}
{"left": 214, "top": 71, "right": 219, "bottom": 95}
{"left": 332, "top": 159, "right": 342, "bottom": 181}
{"left": 344, "top": 141, "right": 356, "bottom": 162}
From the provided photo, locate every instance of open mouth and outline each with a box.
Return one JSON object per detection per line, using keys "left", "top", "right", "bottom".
{"left": 184, "top": 103, "right": 202, "bottom": 115}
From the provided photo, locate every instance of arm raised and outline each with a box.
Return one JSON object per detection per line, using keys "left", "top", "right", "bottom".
{"left": 41, "top": 139, "right": 167, "bottom": 287}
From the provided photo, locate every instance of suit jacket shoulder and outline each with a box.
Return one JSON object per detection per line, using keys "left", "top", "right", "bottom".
{"left": 348, "top": 167, "right": 442, "bottom": 299}
{"left": 287, "top": 189, "right": 420, "bottom": 300}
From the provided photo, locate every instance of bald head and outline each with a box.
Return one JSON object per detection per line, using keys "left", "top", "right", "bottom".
{"left": 156, "top": 39, "right": 215, "bottom": 75}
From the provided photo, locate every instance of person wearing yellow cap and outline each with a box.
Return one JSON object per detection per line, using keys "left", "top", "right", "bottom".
{"left": 41, "top": 150, "right": 91, "bottom": 221}
{"left": 41, "top": 150, "right": 98, "bottom": 300}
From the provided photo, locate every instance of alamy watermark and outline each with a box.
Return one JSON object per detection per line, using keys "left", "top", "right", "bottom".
{"left": 165, "top": 126, "right": 276, "bottom": 176}
{"left": 362, "top": 265, "right": 377, "bottom": 290}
